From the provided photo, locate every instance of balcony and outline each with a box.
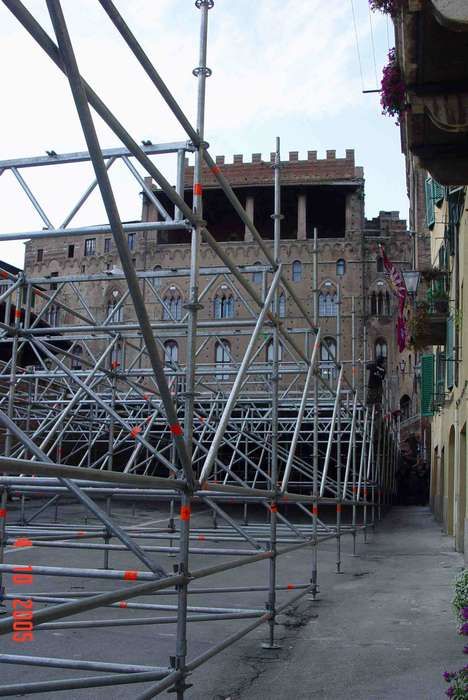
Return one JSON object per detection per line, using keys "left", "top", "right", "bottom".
{"left": 396, "top": 0, "right": 468, "bottom": 184}
{"left": 409, "top": 298, "right": 448, "bottom": 349}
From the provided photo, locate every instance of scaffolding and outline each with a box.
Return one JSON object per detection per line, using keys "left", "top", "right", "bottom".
{"left": 0, "top": 1, "right": 399, "bottom": 697}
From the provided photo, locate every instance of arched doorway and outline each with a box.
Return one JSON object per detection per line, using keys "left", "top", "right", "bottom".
{"left": 456, "top": 424, "right": 467, "bottom": 552}
{"left": 447, "top": 427, "right": 455, "bottom": 535}
{"left": 438, "top": 447, "right": 445, "bottom": 522}
{"left": 431, "top": 446, "right": 438, "bottom": 512}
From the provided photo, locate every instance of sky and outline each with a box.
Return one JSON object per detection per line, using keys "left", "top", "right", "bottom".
{"left": 0, "top": 0, "right": 406, "bottom": 269}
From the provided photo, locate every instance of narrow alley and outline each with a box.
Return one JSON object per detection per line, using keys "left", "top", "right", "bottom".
{"left": 206, "top": 508, "right": 464, "bottom": 700}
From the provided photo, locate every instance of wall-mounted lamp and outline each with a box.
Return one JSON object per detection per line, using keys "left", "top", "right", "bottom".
{"left": 402, "top": 270, "right": 421, "bottom": 296}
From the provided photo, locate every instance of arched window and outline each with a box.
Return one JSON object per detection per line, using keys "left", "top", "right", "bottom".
{"left": 319, "top": 291, "right": 338, "bottom": 317}
{"left": 377, "top": 256, "right": 384, "bottom": 272}
{"left": 292, "top": 260, "right": 302, "bottom": 282}
{"left": 153, "top": 265, "right": 162, "bottom": 288}
{"left": 266, "top": 339, "right": 283, "bottom": 363}
{"left": 46, "top": 304, "right": 60, "bottom": 326}
{"left": 164, "top": 340, "right": 178, "bottom": 365}
{"left": 336, "top": 259, "right": 346, "bottom": 276}
{"left": 107, "top": 291, "right": 123, "bottom": 323}
{"left": 110, "top": 341, "right": 122, "bottom": 369}
{"left": 376, "top": 291, "right": 384, "bottom": 316}
{"left": 214, "top": 292, "right": 234, "bottom": 319}
{"left": 320, "top": 337, "right": 337, "bottom": 380}
{"left": 215, "top": 339, "right": 231, "bottom": 380}
{"left": 370, "top": 292, "right": 377, "bottom": 315}
{"left": 71, "top": 344, "right": 82, "bottom": 370}
{"left": 271, "top": 292, "right": 286, "bottom": 318}
{"left": 400, "top": 394, "right": 412, "bottom": 421}
{"left": 385, "top": 291, "right": 391, "bottom": 316}
{"left": 252, "top": 262, "right": 263, "bottom": 285}
{"left": 278, "top": 292, "right": 286, "bottom": 318}
{"left": 162, "top": 289, "right": 182, "bottom": 321}
{"left": 375, "top": 338, "right": 388, "bottom": 361}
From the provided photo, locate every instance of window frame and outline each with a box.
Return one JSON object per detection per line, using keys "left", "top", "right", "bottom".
{"left": 164, "top": 340, "right": 179, "bottom": 366}
{"left": 336, "top": 259, "right": 346, "bottom": 276}
{"left": 84, "top": 238, "right": 96, "bottom": 257}
{"left": 292, "top": 260, "right": 302, "bottom": 282}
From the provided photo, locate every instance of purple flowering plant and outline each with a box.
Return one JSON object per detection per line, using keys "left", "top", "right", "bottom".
{"left": 445, "top": 571, "right": 468, "bottom": 698}
{"left": 380, "top": 49, "right": 407, "bottom": 124}
{"left": 369, "top": 0, "right": 404, "bottom": 17}
{"left": 443, "top": 667, "right": 468, "bottom": 699}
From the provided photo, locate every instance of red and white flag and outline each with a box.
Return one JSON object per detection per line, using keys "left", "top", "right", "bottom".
{"left": 380, "top": 244, "right": 407, "bottom": 314}
{"left": 379, "top": 245, "right": 408, "bottom": 352}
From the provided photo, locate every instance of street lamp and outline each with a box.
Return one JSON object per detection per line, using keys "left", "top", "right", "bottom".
{"left": 402, "top": 270, "right": 421, "bottom": 296}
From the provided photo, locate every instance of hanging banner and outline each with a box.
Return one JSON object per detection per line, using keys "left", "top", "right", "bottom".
{"left": 379, "top": 244, "right": 408, "bottom": 352}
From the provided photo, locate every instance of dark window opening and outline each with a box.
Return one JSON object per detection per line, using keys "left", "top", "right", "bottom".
{"left": 214, "top": 293, "right": 234, "bottom": 319}
{"left": 305, "top": 186, "right": 347, "bottom": 238}
{"left": 68, "top": 245, "right": 74, "bottom": 259}
{"left": 104, "top": 238, "right": 112, "bottom": 253}
{"left": 37, "top": 249, "right": 44, "bottom": 263}
{"left": 153, "top": 183, "right": 348, "bottom": 242}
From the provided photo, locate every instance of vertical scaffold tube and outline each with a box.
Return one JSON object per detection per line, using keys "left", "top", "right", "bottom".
{"left": 351, "top": 296, "right": 357, "bottom": 554}
{"left": 0, "top": 283, "right": 21, "bottom": 614}
{"left": 311, "top": 227, "right": 319, "bottom": 599}
{"left": 336, "top": 284, "right": 342, "bottom": 573}
{"left": 263, "top": 136, "right": 281, "bottom": 650}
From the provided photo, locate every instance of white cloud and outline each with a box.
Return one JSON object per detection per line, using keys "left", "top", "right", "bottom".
{"left": 0, "top": 0, "right": 396, "bottom": 269}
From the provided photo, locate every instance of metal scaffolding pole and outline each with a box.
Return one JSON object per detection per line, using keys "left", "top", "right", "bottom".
{"left": 0, "top": 1, "right": 398, "bottom": 696}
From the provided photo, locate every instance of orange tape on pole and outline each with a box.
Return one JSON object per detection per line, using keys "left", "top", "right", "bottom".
{"left": 170, "top": 423, "right": 183, "bottom": 437}
{"left": 287, "top": 583, "right": 296, "bottom": 590}
{"left": 119, "top": 601, "right": 128, "bottom": 608}
{"left": 210, "top": 165, "right": 221, "bottom": 175}
{"left": 193, "top": 183, "right": 203, "bottom": 195}
{"left": 180, "top": 506, "right": 191, "bottom": 521}
{"left": 269, "top": 503, "right": 278, "bottom": 513}
{"left": 0, "top": 271, "right": 8, "bottom": 279}
{"left": 14, "top": 309, "right": 22, "bottom": 319}
{"left": 130, "top": 426, "right": 142, "bottom": 438}
{"left": 123, "top": 570, "right": 138, "bottom": 581}
{"left": 14, "top": 538, "right": 33, "bottom": 547}
{"left": 197, "top": 534, "right": 206, "bottom": 541}
{"left": 336, "top": 504, "right": 342, "bottom": 513}
{"left": 0, "top": 509, "right": 6, "bottom": 518}
{"left": 312, "top": 505, "right": 318, "bottom": 516}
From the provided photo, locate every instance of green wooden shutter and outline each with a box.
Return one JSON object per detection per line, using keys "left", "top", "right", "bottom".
{"left": 447, "top": 190, "right": 462, "bottom": 256}
{"left": 446, "top": 316, "right": 454, "bottom": 389}
{"left": 425, "top": 178, "right": 435, "bottom": 228}
{"left": 435, "top": 350, "right": 446, "bottom": 407}
{"left": 432, "top": 180, "right": 445, "bottom": 206}
{"left": 421, "top": 354, "right": 434, "bottom": 416}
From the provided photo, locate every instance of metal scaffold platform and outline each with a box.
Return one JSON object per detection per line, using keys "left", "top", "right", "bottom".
{"left": 0, "top": 1, "right": 398, "bottom": 697}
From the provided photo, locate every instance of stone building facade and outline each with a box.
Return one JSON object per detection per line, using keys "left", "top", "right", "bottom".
{"left": 23, "top": 149, "right": 425, "bottom": 409}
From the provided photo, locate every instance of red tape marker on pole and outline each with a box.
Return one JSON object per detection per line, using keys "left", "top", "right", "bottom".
{"left": 180, "top": 506, "right": 191, "bottom": 521}
{"left": 123, "top": 570, "right": 138, "bottom": 581}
